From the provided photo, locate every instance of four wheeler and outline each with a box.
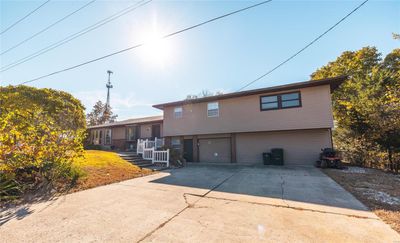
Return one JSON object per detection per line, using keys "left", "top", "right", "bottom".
{"left": 315, "top": 148, "right": 343, "bottom": 169}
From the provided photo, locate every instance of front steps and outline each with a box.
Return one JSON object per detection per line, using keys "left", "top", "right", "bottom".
{"left": 118, "top": 152, "right": 168, "bottom": 171}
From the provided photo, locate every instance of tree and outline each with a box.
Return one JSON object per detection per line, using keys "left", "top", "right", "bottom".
{"left": 86, "top": 100, "right": 117, "bottom": 126}
{"left": 311, "top": 47, "right": 400, "bottom": 172}
{"left": 0, "top": 85, "right": 86, "bottom": 190}
{"left": 186, "top": 90, "right": 224, "bottom": 100}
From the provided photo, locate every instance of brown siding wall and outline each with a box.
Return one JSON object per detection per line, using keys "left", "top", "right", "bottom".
{"left": 88, "top": 122, "right": 164, "bottom": 150}
{"left": 140, "top": 124, "right": 153, "bottom": 138}
{"left": 235, "top": 129, "right": 332, "bottom": 165}
{"left": 112, "top": 126, "right": 125, "bottom": 140}
{"left": 162, "top": 85, "right": 333, "bottom": 136}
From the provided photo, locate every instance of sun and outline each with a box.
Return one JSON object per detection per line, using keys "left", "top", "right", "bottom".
{"left": 139, "top": 22, "right": 173, "bottom": 68}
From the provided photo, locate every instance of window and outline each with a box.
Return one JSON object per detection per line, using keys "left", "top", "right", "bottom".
{"left": 126, "top": 127, "right": 136, "bottom": 141}
{"left": 105, "top": 129, "right": 112, "bottom": 145}
{"left": 207, "top": 102, "right": 219, "bottom": 117}
{"left": 260, "top": 96, "right": 278, "bottom": 110}
{"left": 94, "top": 130, "right": 99, "bottom": 144}
{"left": 260, "top": 92, "right": 301, "bottom": 111}
{"left": 99, "top": 130, "right": 103, "bottom": 144}
{"left": 171, "top": 138, "right": 181, "bottom": 150}
{"left": 174, "top": 107, "right": 183, "bottom": 118}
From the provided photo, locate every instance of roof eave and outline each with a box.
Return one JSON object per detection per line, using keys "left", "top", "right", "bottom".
{"left": 152, "top": 75, "right": 347, "bottom": 110}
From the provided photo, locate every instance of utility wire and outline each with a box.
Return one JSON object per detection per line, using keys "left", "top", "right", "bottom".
{"left": 236, "top": 0, "right": 369, "bottom": 92}
{"left": 18, "top": 0, "right": 272, "bottom": 85}
{"left": 1, "top": 0, "right": 150, "bottom": 72}
{"left": 0, "top": 0, "right": 51, "bottom": 36}
{"left": 1, "top": 0, "right": 97, "bottom": 56}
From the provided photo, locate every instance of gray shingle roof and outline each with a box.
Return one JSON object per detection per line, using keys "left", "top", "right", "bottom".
{"left": 88, "top": 115, "right": 163, "bottom": 129}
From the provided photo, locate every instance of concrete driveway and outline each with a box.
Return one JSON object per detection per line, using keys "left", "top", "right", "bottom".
{"left": 1, "top": 165, "right": 399, "bottom": 242}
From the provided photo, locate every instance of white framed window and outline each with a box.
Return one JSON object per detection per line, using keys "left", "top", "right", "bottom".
{"left": 174, "top": 107, "right": 183, "bottom": 118}
{"left": 105, "top": 129, "right": 112, "bottom": 145}
{"left": 207, "top": 102, "right": 219, "bottom": 117}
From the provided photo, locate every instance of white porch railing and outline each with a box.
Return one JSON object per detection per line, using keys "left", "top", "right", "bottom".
{"left": 137, "top": 138, "right": 169, "bottom": 166}
{"left": 143, "top": 147, "right": 154, "bottom": 160}
{"left": 137, "top": 140, "right": 144, "bottom": 154}
{"left": 153, "top": 149, "right": 170, "bottom": 167}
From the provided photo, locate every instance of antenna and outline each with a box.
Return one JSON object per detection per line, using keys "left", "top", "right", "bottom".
{"left": 106, "top": 70, "right": 113, "bottom": 110}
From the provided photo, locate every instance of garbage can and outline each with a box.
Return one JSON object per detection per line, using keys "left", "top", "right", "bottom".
{"left": 262, "top": 152, "right": 272, "bottom": 165}
{"left": 271, "top": 148, "right": 284, "bottom": 165}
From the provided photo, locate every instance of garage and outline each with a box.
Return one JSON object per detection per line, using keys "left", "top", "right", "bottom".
{"left": 199, "top": 138, "right": 231, "bottom": 163}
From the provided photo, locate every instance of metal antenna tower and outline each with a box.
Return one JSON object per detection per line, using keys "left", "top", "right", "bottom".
{"left": 106, "top": 70, "right": 113, "bottom": 109}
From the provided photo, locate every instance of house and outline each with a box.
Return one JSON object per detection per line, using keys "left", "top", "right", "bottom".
{"left": 152, "top": 76, "right": 345, "bottom": 165}
{"left": 87, "top": 115, "right": 163, "bottom": 150}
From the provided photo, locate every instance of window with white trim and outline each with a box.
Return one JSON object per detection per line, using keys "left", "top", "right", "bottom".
{"left": 174, "top": 107, "right": 183, "bottom": 118}
{"left": 207, "top": 102, "right": 219, "bottom": 117}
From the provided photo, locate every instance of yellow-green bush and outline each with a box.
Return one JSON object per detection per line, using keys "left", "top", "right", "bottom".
{"left": 0, "top": 85, "right": 86, "bottom": 199}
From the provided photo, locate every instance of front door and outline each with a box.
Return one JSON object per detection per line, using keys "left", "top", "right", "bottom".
{"left": 151, "top": 124, "right": 161, "bottom": 138}
{"left": 183, "top": 139, "right": 193, "bottom": 162}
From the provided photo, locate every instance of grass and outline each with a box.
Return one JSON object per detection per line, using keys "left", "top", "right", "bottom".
{"left": 71, "top": 150, "right": 153, "bottom": 192}
{"left": 323, "top": 167, "right": 400, "bottom": 233}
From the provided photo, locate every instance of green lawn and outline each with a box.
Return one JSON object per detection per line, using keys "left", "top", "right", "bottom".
{"left": 72, "top": 150, "right": 153, "bottom": 191}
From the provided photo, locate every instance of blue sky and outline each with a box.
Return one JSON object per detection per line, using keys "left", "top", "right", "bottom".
{"left": 1, "top": 0, "right": 399, "bottom": 120}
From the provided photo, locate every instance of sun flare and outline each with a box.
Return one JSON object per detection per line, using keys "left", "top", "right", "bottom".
{"left": 140, "top": 26, "right": 173, "bottom": 68}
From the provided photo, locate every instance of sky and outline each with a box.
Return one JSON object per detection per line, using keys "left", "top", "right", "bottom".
{"left": 1, "top": 0, "right": 399, "bottom": 120}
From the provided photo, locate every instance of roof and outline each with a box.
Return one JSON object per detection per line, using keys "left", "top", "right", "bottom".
{"left": 153, "top": 76, "right": 347, "bottom": 110}
{"left": 88, "top": 115, "right": 163, "bottom": 129}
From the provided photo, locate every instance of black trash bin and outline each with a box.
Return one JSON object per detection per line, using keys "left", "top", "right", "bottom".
{"left": 262, "top": 152, "right": 272, "bottom": 165}
{"left": 271, "top": 148, "right": 284, "bottom": 165}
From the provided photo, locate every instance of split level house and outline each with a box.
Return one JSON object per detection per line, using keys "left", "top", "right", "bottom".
{"left": 88, "top": 76, "right": 345, "bottom": 165}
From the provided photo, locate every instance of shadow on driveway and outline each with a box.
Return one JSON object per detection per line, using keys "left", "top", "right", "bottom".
{"left": 149, "top": 163, "right": 368, "bottom": 212}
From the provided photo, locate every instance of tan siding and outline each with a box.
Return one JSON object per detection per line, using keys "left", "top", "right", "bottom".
{"left": 112, "top": 127, "right": 125, "bottom": 140}
{"left": 140, "top": 124, "right": 152, "bottom": 138}
{"left": 163, "top": 85, "right": 333, "bottom": 136}
{"left": 236, "top": 129, "right": 331, "bottom": 165}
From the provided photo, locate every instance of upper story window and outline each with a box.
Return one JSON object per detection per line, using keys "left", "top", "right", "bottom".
{"left": 207, "top": 102, "right": 219, "bottom": 117}
{"left": 174, "top": 107, "right": 183, "bottom": 118}
{"left": 260, "top": 91, "right": 301, "bottom": 111}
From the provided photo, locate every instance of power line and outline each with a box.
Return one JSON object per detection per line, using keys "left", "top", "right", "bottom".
{"left": 0, "top": 0, "right": 51, "bottom": 36}
{"left": 0, "top": 0, "right": 97, "bottom": 56}
{"left": 1, "top": 0, "right": 150, "bottom": 72}
{"left": 18, "top": 0, "right": 273, "bottom": 85}
{"left": 236, "top": 0, "right": 369, "bottom": 92}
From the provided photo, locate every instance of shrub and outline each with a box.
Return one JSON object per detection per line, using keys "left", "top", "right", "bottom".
{"left": 0, "top": 85, "right": 86, "bottom": 199}
{"left": 161, "top": 145, "right": 185, "bottom": 167}
{"left": 0, "top": 173, "right": 22, "bottom": 202}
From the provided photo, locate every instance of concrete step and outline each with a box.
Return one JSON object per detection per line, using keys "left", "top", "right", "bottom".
{"left": 122, "top": 156, "right": 143, "bottom": 161}
{"left": 137, "top": 163, "right": 154, "bottom": 168}
{"left": 132, "top": 161, "right": 153, "bottom": 166}
{"left": 119, "top": 154, "right": 139, "bottom": 158}
{"left": 125, "top": 158, "right": 149, "bottom": 163}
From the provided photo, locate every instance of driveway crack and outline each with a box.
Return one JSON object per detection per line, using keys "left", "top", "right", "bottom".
{"left": 280, "top": 175, "right": 289, "bottom": 207}
{"left": 136, "top": 169, "right": 241, "bottom": 242}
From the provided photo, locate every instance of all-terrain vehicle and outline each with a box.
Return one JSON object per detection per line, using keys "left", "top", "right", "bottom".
{"left": 315, "top": 148, "right": 343, "bottom": 169}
